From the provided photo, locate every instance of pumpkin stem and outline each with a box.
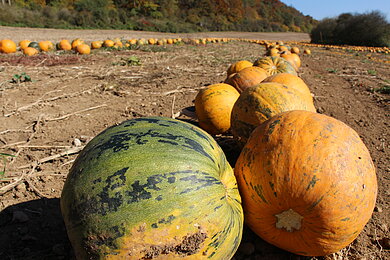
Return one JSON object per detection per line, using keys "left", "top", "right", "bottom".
{"left": 275, "top": 209, "right": 303, "bottom": 232}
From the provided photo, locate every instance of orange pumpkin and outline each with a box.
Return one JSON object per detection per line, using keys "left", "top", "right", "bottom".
{"left": 0, "top": 39, "right": 17, "bottom": 53}
{"left": 234, "top": 110, "right": 377, "bottom": 256}
{"left": 103, "top": 39, "right": 115, "bottom": 48}
{"left": 71, "top": 38, "right": 84, "bottom": 50}
{"left": 291, "top": 46, "right": 300, "bottom": 54}
{"left": 91, "top": 41, "right": 103, "bottom": 49}
{"left": 195, "top": 83, "right": 240, "bottom": 135}
{"left": 262, "top": 73, "right": 312, "bottom": 102}
{"left": 23, "top": 47, "right": 39, "bottom": 56}
{"left": 254, "top": 56, "right": 297, "bottom": 76}
{"left": 225, "top": 66, "right": 269, "bottom": 93}
{"left": 280, "top": 52, "right": 301, "bottom": 71}
{"left": 230, "top": 82, "right": 316, "bottom": 145}
{"left": 304, "top": 49, "right": 311, "bottom": 55}
{"left": 227, "top": 60, "right": 253, "bottom": 76}
{"left": 39, "top": 41, "right": 54, "bottom": 52}
{"left": 76, "top": 44, "right": 91, "bottom": 55}
{"left": 266, "top": 48, "right": 280, "bottom": 57}
{"left": 19, "top": 40, "right": 31, "bottom": 50}
{"left": 58, "top": 39, "right": 72, "bottom": 51}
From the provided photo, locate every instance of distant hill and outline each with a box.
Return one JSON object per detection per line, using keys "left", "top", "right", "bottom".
{"left": 0, "top": 0, "right": 317, "bottom": 33}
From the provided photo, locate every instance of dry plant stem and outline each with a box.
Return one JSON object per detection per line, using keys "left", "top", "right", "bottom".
{"left": 4, "top": 85, "right": 99, "bottom": 117}
{"left": 45, "top": 104, "right": 107, "bottom": 121}
{"left": 18, "top": 146, "right": 84, "bottom": 169}
{"left": 171, "top": 94, "right": 176, "bottom": 118}
{"left": 10, "top": 115, "right": 43, "bottom": 165}
{"left": 0, "top": 164, "right": 36, "bottom": 196}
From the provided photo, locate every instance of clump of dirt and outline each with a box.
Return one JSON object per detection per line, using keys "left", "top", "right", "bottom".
{"left": 142, "top": 231, "right": 207, "bottom": 259}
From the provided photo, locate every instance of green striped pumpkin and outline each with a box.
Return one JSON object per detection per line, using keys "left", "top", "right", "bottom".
{"left": 60, "top": 117, "right": 243, "bottom": 259}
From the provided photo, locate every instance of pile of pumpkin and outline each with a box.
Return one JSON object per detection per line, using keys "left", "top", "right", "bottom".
{"left": 59, "top": 42, "right": 377, "bottom": 259}
{"left": 0, "top": 37, "right": 235, "bottom": 56}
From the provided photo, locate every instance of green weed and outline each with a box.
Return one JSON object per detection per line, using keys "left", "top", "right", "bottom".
{"left": 10, "top": 72, "right": 32, "bottom": 83}
{"left": 0, "top": 153, "right": 15, "bottom": 177}
{"left": 112, "top": 56, "right": 141, "bottom": 66}
{"left": 326, "top": 68, "right": 338, "bottom": 73}
{"left": 367, "top": 70, "right": 377, "bottom": 76}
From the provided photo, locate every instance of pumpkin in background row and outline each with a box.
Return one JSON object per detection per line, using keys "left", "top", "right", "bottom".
{"left": 91, "top": 41, "right": 103, "bottom": 49}
{"left": 57, "top": 39, "right": 72, "bottom": 51}
{"left": 226, "top": 60, "right": 253, "bottom": 76}
{"left": 0, "top": 39, "right": 17, "bottom": 53}
{"left": 195, "top": 83, "right": 240, "bottom": 135}
{"left": 76, "top": 43, "right": 91, "bottom": 55}
{"left": 19, "top": 40, "right": 31, "bottom": 50}
{"left": 262, "top": 73, "right": 313, "bottom": 103}
{"left": 280, "top": 52, "right": 301, "bottom": 71}
{"left": 39, "top": 40, "right": 54, "bottom": 52}
{"left": 23, "top": 47, "right": 39, "bottom": 56}
{"left": 225, "top": 66, "right": 269, "bottom": 93}
{"left": 254, "top": 56, "right": 297, "bottom": 76}
{"left": 234, "top": 110, "right": 377, "bottom": 256}
{"left": 230, "top": 82, "right": 316, "bottom": 145}
{"left": 61, "top": 117, "right": 243, "bottom": 259}
{"left": 71, "top": 38, "right": 84, "bottom": 50}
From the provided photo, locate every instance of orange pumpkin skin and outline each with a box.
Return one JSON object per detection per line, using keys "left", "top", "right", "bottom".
{"left": 262, "top": 73, "right": 313, "bottom": 103}
{"left": 91, "top": 41, "right": 103, "bottom": 49}
{"left": 58, "top": 39, "right": 72, "bottom": 51}
{"left": 195, "top": 83, "right": 240, "bottom": 135}
{"left": 230, "top": 82, "right": 316, "bottom": 145}
{"left": 0, "top": 39, "right": 17, "bottom": 53}
{"left": 19, "top": 40, "right": 31, "bottom": 50}
{"left": 234, "top": 110, "right": 377, "bottom": 256}
{"left": 39, "top": 41, "right": 54, "bottom": 52}
{"left": 76, "top": 44, "right": 91, "bottom": 55}
{"left": 71, "top": 39, "right": 84, "bottom": 50}
{"left": 291, "top": 46, "right": 300, "bottom": 54}
{"left": 225, "top": 66, "right": 269, "bottom": 93}
{"left": 227, "top": 60, "right": 253, "bottom": 76}
{"left": 254, "top": 56, "right": 297, "bottom": 76}
{"left": 280, "top": 52, "right": 301, "bottom": 71}
{"left": 23, "top": 47, "right": 39, "bottom": 56}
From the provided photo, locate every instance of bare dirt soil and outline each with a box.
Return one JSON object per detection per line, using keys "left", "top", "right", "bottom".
{"left": 0, "top": 27, "right": 388, "bottom": 260}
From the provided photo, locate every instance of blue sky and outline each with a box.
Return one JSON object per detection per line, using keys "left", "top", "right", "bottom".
{"left": 281, "top": 0, "right": 390, "bottom": 21}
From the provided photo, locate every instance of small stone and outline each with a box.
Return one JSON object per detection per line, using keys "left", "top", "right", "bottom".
{"left": 14, "top": 191, "right": 25, "bottom": 199}
{"left": 12, "top": 210, "right": 29, "bottom": 223}
{"left": 374, "top": 206, "right": 383, "bottom": 213}
{"left": 317, "top": 107, "right": 325, "bottom": 113}
{"left": 16, "top": 183, "right": 27, "bottom": 192}
{"left": 73, "top": 138, "right": 82, "bottom": 147}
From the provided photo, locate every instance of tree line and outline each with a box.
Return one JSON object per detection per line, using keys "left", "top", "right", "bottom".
{"left": 0, "top": 0, "right": 317, "bottom": 33}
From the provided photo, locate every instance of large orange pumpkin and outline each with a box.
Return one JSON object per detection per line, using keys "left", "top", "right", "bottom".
{"left": 225, "top": 66, "right": 269, "bottom": 93}
{"left": 76, "top": 44, "right": 91, "bottom": 55}
{"left": 234, "top": 110, "right": 377, "bottom": 256}
{"left": 0, "top": 39, "right": 17, "bottom": 53}
{"left": 90, "top": 41, "right": 103, "bottom": 49}
{"left": 195, "top": 83, "right": 240, "bottom": 135}
{"left": 280, "top": 52, "right": 301, "bottom": 71}
{"left": 39, "top": 41, "right": 54, "bottom": 52}
{"left": 23, "top": 47, "right": 39, "bottom": 56}
{"left": 230, "top": 82, "right": 316, "bottom": 145}
{"left": 254, "top": 56, "right": 297, "bottom": 76}
{"left": 58, "top": 39, "right": 72, "bottom": 51}
{"left": 262, "top": 73, "right": 313, "bottom": 103}
{"left": 71, "top": 38, "right": 84, "bottom": 50}
{"left": 227, "top": 60, "right": 253, "bottom": 76}
{"left": 19, "top": 40, "right": 31, "bottom": 50}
